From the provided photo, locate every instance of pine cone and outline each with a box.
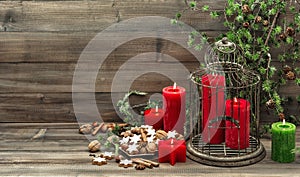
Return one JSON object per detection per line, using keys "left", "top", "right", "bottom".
{"left": 255, "top": 16, "right": 262, "bottom": 23}
{"left": 279, "top": 34, "right": 286, "bottom": 41}
{"left": 278, "top": 113, "right": 285, "bottom": 120}
{"left": 266, "top": 99, "right": 275, "bottom": 109}
{"left": 286, "top": 27, "right": 295, "bottom": 36}
{"left": 243, "top": 22, "right": 250, "bottom": 28}
{"left": 263, "top": 20, "right": 269, "bottom": 26}
{"left": 286, "top": 71, "right": 296, "bottom": 80}
{"left": 283, "top": 65, "right": 292, "bottom": 74}
{"left": 242, "top": 4, "right": 251, "bottom": 14}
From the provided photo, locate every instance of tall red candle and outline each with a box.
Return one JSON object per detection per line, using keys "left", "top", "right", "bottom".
{"left": 158, "top": 139, "right": 186, "bottom": 166}
{"left": 225, "top": 98, "right": 250, "bottom": 149}
{"left": 202, "top": 74, "right": 225, "bottom": 144}
{"left": 162, "top": 85, "right": 186, "bottom": 135}
{"left": 144, "top": 107, "right": 164, "bottom": 131}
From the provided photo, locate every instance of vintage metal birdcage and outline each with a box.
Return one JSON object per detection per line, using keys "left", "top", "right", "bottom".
{"left": 186, "top": 38, "right": 266, "bottom": 167}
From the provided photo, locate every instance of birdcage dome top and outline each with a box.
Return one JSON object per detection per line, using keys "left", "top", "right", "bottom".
{"left": 204, "top": 37, "right": 246, "bottom": 67}
{"left": 191, "top": 38, "right": 260, "bottom": 89}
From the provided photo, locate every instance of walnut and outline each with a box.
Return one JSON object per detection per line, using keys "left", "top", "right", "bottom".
{"left": 79, "top": 124, "right": 93, "bottom": 134}
{"left": 139, "top": 147, "right": 147, "bottom": 154}
{"left": 88, "top": 140, "right": 101, "bottom": 152}
{"left": 146, "top": 142, "right": 157, "bottom": 153}
{"left": 135, "top": 164, "right": 146, "bottom": 170}
{"left": 286, "top": 71, "right": 296, "bottom": 80}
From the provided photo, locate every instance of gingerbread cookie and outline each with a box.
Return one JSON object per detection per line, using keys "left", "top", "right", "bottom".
{"left": 92, "top": 157, "right": 107, "bottom": 166}
{"left": 119, "top": 159, "right": 133, "bottom": 168}
{"left": 100, "top": 151, "right": 114, "bottom": 160}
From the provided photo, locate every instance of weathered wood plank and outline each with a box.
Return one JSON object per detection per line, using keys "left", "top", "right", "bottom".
{"left": 0, "top": 0, "right": 226, "bottom": 32}
{"left": 0, "top": 92, "right": 155, "bottom": 123}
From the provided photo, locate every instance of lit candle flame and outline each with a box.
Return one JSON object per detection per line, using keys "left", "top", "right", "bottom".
{"left": 283, "top": 119, "right": 286, "bottom": 125}
{"left": 233, "top": 97, "right": 238, "bottom": 103}
{"left": 173, "top": 82, "right": 177, "bottom": 90}
{"left": 155, "top": 105, "right": 158, "bottom": 112}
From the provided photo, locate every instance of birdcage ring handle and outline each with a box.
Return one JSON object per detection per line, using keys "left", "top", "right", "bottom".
{"left": 215, "top": 37, "right": 236, "bottom": 54}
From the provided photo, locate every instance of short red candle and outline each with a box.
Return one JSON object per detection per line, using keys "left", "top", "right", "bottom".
{"left": 202, "top": 74, "right": 225, "bottom": 144}
{"left": 144, "top": 108, "right": 164, "bottom": 131}
{"left": 225, "top": 98, "right": 250, "bottom": 149}
{"left": 158, "top": 139, "right": 186, "bottom": 166}
{"left": 162, "top": 85, "right": 186, "bottom": 135}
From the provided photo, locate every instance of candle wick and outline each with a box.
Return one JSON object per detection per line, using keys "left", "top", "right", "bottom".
{"left": 155, "top": 105, "right": 158, "bottom": 113}
{"left": 173, "top": 82, "right": 177, "bottom": 90}
{"left": 283, "top": 119, "right": 286, "bottom": 125}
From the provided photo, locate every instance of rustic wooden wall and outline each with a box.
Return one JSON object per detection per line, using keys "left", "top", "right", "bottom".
{"left": 0, "top": 0, "right": 299, "bottom": 124}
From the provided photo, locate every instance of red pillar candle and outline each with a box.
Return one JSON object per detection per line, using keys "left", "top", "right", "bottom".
{"left": 158, "top": 139, "right": 186, "bottom": 166}
{"left": 144, "top": 106, "right": 164, "bottom": 131}
{"left": 162, "top": 84, "right": 186, "bottom": 135}
{"left": 225, "top": 98, "right": 250, "bottom": 149}
{"left": 201, "top": 74, "right": 225, "bottom": 144}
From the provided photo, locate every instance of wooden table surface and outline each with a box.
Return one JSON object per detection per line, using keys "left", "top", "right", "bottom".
{"left": 1, "top": 123, "right": 300, "bottom": 177}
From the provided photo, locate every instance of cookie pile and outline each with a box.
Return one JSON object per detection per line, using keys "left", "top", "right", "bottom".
{"left": 119, "top": 125, "right": 184, "bottom": 155}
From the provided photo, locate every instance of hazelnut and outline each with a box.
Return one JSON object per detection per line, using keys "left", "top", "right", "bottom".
{"left": 88, "top": 140, "right": 101, "bottom": 152}
{"left": 263, "top": 20, "right": 269, "bottom": 26}
{"left": 120, "top": 144, "right": 129, "bottom": 151}
{"left": 91, "top": 121, "right": 99, "bottom": 127}
{"left": 286, "top": 27, "right": 295, "bottom": 36}
{"left": 115, "top": 155, "right": 123, "bottom": 163}
{"left": 79, "top": 124, "right": 93, "bottom": 134}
